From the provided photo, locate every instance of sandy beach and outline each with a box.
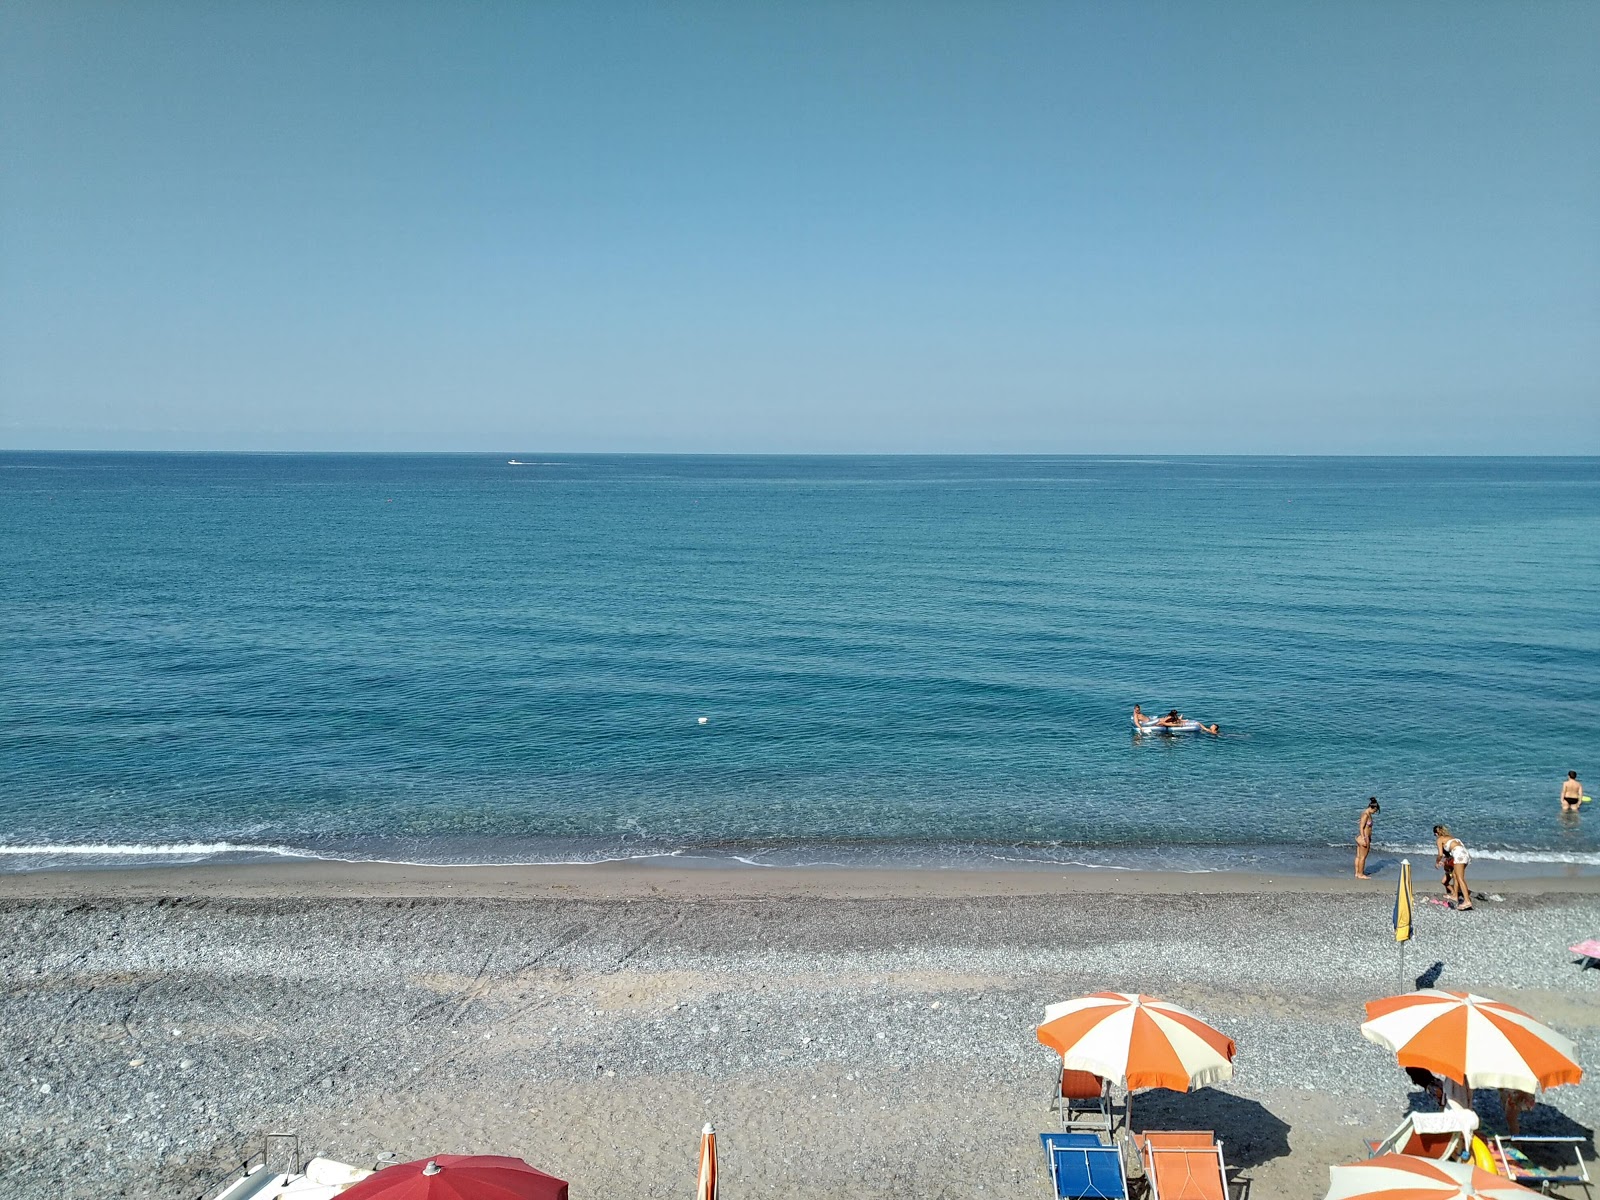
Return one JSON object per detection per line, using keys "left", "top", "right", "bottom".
{"left": 3, "top": 864, "right": 1597, "bottom": 1199}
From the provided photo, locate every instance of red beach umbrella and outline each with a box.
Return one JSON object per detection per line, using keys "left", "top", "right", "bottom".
{"left": 339, "top": 1155, "right": 568, "bottom": 1200}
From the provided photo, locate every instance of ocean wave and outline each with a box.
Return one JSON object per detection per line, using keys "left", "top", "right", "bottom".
{"left": 4, "top": 839, "right": 1597, "bottom": 874}
{"left": 983, "top": 852, "right": 1142, "bottom": 871}
{"left": 0, "top": 842, "right": 758, "bottom": 870}
{"left": 0, "top": 841, "right": 314, "bottom": 859}
{"left": 1383, "top": 844, "right": 1600, "bottom": 866}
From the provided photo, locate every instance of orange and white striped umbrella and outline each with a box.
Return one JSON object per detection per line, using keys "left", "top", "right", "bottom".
{"left": 1326, "top": 1154, "right": 1542, "bottom": 1199}
{"left": 696, "top": 1123, "right": 717, "bottom": 1200}
{"left": 1036, "top": 992, "right": 1236, "bottom": 1091}
{"left": 1361, "top": 990, "right": 1583, "bottom": 1092}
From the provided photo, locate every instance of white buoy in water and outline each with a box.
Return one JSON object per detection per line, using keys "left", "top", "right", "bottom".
{"left": 697, "top": 716, "right": 709, "bottom": 724}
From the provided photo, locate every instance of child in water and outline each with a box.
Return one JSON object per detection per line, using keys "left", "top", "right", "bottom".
{"left": 1355, "top": 797, "right": 1379, "bottom": 879}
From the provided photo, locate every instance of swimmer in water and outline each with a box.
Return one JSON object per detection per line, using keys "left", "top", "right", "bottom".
{"left": 1135, "top": 708, "right": 1219, "bottom": 735}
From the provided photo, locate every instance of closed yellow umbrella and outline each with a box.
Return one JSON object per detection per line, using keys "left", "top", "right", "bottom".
{"left": 1394, "top": 860, "right": 1413, "bottom": 943}
{"left": 1393, "top": 859, "right": 1414, "bottom": 989}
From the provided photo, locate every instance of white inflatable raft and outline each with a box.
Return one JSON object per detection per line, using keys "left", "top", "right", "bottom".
{"left": 1134, "top": 717, "right": 1204, "bottom": 734}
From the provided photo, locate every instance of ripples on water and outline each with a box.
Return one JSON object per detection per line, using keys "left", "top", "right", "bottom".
{"left": 1, "top": 454, "right": 1596, "bottom": 873}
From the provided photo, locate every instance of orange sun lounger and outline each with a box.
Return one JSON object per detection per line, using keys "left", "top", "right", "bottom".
{"left": 1136, "top": 1131, "right": 1229, "bottom": 1200}
{"left": 1364, "top": 1106, "right": 1478, "bottom": 1161}
{"left": 1051, "top": 1069, "right": 1113, "bottom": 1130}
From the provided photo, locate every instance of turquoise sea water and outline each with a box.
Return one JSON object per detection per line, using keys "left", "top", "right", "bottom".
{"left": 2, "top": 454, "right": 1597, "bottom": 875}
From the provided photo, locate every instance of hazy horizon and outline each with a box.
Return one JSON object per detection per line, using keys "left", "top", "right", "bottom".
{"left": 7, "top": 448, "right": 1600, "bottom": 461}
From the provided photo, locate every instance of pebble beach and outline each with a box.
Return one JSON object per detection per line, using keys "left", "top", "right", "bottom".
{"left": 2, "top": 864, "right": 1597, "bottom": 1199}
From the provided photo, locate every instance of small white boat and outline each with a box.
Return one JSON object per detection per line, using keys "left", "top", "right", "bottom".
{"left": 207, "top": 1135, "right": 380, "bottom": 1199}
{"left": 507, "top": 459, "right": 526, "bottom": 465}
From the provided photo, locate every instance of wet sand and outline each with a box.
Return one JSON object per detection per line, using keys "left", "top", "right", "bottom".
{"left": 2, "top": 864, "right": 1596, "bottom": 1199}
{"left": 7, "top": 857, "right": 1600, "bottom": 901}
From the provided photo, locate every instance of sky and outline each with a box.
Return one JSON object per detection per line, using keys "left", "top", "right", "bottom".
{"left": 2, "top": 2, "right": 1597, "bottom": 454}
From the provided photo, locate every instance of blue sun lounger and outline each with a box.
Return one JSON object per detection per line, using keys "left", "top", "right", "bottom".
{"left": 1040, "top": 1132, "right": 1129, "bottom": 1200}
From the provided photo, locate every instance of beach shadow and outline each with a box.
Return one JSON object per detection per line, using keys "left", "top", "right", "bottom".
{"left": 1507, "top": 1101, "right": 1595, "bottom": 1154}
{"left": 1414, "top": 961, "right": 1444, "bottom": 989}
{"left": 1402, "top": 1084, "right": 1438, "bottom": 1115}
{"left": 1395, "top": 1089, "right": 1599, "bottom": 1156}
{"left": 1132, "top": 1087, "right": 1291, "bottom": 1168}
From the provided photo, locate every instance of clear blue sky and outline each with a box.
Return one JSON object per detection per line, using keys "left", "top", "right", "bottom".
{"left": 2, "top": 1, "right": 1597, "bottom": 453}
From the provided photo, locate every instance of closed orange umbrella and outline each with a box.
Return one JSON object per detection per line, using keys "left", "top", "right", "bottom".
{"left": 696, "top": 1123, "right": 717, "bottom": 1200}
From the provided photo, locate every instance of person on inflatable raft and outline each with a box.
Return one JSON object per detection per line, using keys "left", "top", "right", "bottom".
{"left": 1132, "top": 705, "right": 1220, "bottom": 736}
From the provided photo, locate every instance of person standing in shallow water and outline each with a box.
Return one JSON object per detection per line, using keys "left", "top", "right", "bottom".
{"left": 1355, "top": 798, "right": 1379, "bottom": 879}
{"left": 1562, "top": 771, "right": 1583, "bottom": 812}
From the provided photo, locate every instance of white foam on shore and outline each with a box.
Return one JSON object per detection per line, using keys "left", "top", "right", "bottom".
{"left": 1384, "top": 844, "right": 1600, "bottom": 866}
{"left": 984, "top": 853, "right": 1143, "bottom": 871}
{"left": 0, "top": 843, "right": 774, "bottom": 871}
{"left": 0, "top": 842, "right": 315, "bottom": 859}
{"left": 3, "top": 841, "right": 1597, "bottom": 874}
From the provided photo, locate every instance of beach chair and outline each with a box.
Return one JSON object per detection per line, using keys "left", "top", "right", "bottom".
{"left": 1051, "top": 1068, "right": 1114, "bottom": 1131}
{"left": 1363, "top": 1105, "right": 1478, "bottom": 1160}
{"left": 1039, "top": 1132, "right": 1129, "bottom": 1200}
{"left": 1490, "top": 1136, "right": 1594, "bottom": 1198}
{"left": 1136, "top": 1131, "right": 1229, "bottom": 1200}
{"left": 1571, "top": 937, "right": 1600, "bottom": 970}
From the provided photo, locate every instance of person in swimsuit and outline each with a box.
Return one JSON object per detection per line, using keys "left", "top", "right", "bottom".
{"left": 1562, "top": 771, "right": 1583, "bottom": 812}
{"left": 1135, "top": 708, "right": 1219, "bottom": 734}
{"left": 1405, "top": 1066, "right": 1445, "bottom": 1109}
{"left": 1500, "top": 1087, "right": 1535, "bottom": 1134}
{"left": 1355, "top": 797, "right": 1379, "bottom": 879}
{"left": 1433, "top": 825, "right": 1473, "bottom": 910}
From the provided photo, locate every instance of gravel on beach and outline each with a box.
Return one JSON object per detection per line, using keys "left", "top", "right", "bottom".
{"left": 2, "top": 879, "right": 1597, "bottom": 1199}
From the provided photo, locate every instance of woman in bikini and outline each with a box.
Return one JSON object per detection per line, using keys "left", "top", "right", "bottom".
{"left": 1562, "top": 771, "right": 1583, "bottom": 812}
{"left": 1433, "top": 825, "right": 1473, "bottom": 910}
{"left": 1354, "top": 797, "right": 1378, "bottom": 879}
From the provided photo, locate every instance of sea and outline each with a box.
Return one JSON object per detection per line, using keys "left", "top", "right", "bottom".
{"left": 2, "top": 453, "right": 1597, "bottom": 877}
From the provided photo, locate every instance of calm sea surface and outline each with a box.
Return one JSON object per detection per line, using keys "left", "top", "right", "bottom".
{"left": 2, "top": 454, "right": 1597, "bottom": 875}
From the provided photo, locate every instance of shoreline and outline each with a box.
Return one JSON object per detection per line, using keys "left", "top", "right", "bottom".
{"left": 5, "top": 857, "right": 1600, "bottom": 901}
{"left": 5, "top": 830, "right": 1596, "bottom": 882}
